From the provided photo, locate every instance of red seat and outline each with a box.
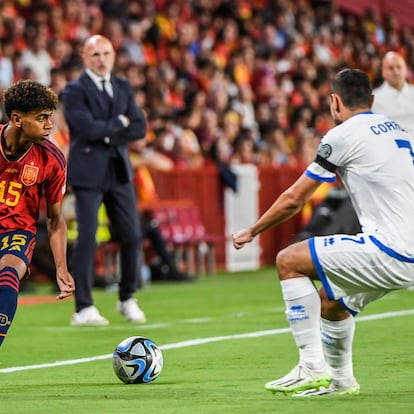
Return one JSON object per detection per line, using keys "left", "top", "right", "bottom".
{"left": 145, "top": 205, "right": 195, "bottom": 274}
{"left": 175, "top": 205, "right": 223, "bottom": 275}
{"left": 142, "top": 200, "right": 221, "bottom": 276}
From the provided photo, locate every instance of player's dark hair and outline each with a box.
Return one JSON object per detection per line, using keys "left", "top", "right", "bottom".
{"left": 332, "top": 68, "right": 372, "bottom": 109}
{"left": 3, "top": 80, "right": 59, "bottom": 118}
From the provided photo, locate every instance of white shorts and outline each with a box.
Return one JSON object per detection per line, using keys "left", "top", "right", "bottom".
{"left": 310, "top": 233, "right": 414, "bottom": 314}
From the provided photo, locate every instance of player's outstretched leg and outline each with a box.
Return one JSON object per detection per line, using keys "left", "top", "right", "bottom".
{"left": 0, "top": 267, "right": 19, "bottom": 348}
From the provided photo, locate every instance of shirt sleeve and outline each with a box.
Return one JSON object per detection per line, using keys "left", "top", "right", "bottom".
{"left": 44, "top": 160, "right": 67, "bottom": 204}
{"left": 305, "top": 127, "right": 347, "bottom": 183}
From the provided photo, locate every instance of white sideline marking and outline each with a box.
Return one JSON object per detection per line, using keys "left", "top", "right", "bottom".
{"left": 181, "top": 317, "right": 214, "bottom": 324}
{"left": 1, "top": 308, "right": 414, "bottom": 374}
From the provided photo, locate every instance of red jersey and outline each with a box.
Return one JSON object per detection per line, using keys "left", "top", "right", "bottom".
{"left": 0, "top": 124, "right": 67, "bottom": 234}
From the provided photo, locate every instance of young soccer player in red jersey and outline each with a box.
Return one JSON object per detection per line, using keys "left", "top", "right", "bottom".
{"left": 0, "top": 79, "right": 75, "bottom": 348}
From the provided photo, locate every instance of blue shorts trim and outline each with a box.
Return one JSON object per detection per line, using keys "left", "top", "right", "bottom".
{"left": 308, "top": 237, "right": 335, "bottom": 300}
{"left": 0, "top": 230, "right": 35, "bottom": 269}
{"left": 309, "top": 237, "right": 359, "bottom": 316}
{"left": 338, "top": 298, "right": 358, "bottom": 316}
{"left": 369, "top": 236, "right": 414, "bottom": 263}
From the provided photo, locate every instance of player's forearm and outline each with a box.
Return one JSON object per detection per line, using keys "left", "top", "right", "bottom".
{"left": 47, "top": 216, "right": 69, "bottom": 272}
{"left": 250, "top": 191, "right": 303, "bottom": 237}
{"left": 251, "top": 173, "right": 320, "bottom": 236}
{"left": 251, "top": 200, "right": 302, "bottom": 236}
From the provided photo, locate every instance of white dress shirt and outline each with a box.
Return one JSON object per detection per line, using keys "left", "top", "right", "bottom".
{"left": 85, "top": 69, "right": 113, "bottom": 97}
{"left": 372, "top": 81, "right": 414, "bottom": 136}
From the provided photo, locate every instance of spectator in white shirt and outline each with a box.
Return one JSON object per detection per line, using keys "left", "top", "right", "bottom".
{"left": 20, "top": 27, "right": 53, "bottom": 86}
{"left": 371, "top": 51, "right": 414, "bottom": 135}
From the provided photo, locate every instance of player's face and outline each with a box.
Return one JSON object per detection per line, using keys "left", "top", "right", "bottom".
{"left": 19, "top": 110, "right": 54, "bottom": 144}
{"left": 83, "top": 38, "right": 115, "bottom": 77}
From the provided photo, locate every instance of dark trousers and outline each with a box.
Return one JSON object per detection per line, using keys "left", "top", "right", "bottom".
{"left": 71, "top": 178, "right": 142, "bottom": 312}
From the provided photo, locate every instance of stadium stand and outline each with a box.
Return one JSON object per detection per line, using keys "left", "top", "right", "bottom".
{"left": 3, "top": 0, "right": 414, "bottom": 277}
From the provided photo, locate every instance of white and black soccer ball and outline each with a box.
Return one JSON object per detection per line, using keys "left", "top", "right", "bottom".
{"left": 112, "top": 336, "right": 163, "bottom": 384}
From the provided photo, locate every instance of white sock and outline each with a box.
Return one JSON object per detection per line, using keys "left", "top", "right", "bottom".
{"left": 280, "top": 278, "right": 326, "bottom": 370}
{"left": 321, "top": 317, "right": 356, "bottom": 386}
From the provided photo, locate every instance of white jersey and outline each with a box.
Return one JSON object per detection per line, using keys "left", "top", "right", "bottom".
{"left": 372, "top": 81, "right": 414, "bottom": 136}
{"left": 306, "top": 111, "right": 414, "bottom": 256}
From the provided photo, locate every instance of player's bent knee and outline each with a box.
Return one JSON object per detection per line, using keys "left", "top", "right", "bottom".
{"left": 276, "top": 241, "right": 314, "bottom": 281}
{"left": 275, "top": 247, "right": 294, "bottom": 280}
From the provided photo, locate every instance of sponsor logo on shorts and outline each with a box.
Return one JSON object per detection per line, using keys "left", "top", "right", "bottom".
{"left": 323, "top": 236, "right": 335, "bottom": 246}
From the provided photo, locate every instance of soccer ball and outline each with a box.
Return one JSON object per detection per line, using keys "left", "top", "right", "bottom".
{"left": 112, "top": 336, "right": 163, "bottom": 384}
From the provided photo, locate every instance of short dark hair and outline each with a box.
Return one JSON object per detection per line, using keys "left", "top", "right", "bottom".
{"left": 332, "top": 69, "right": 372, "bottom": 109}
{"left": 3, "top": 80, "right": 59, "bottom": 118}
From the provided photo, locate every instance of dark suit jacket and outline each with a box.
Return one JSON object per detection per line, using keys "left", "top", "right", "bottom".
{"left": 62, "top": 71, "right": 147, "bottom": 188}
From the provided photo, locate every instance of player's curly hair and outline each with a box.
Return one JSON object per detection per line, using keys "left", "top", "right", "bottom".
{"left": 3, "top": 79, "right": 59, "bottom": 118}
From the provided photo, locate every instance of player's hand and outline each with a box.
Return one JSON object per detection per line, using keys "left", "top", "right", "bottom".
{"left": 56, "top": 271, "right": 75, "bottom": 300}
{"left": 232, "top": 228, "right": 255, "bottom": 250}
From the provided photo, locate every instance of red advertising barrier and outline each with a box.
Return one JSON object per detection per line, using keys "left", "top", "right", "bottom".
{"left": 148, "top": 166, "right": 226, "bottom": 269}
{"left": 150, "top": 165, "right": 304, "bottom": 270}
{"left": 258, "top": 166, "right": 303, "bottom": 267}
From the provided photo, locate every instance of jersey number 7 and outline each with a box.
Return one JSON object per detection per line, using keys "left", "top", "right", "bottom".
{"left": 395, "top": 139, "right": 414, "bottom": 165}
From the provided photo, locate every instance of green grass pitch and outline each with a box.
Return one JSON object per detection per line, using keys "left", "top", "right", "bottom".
{"left": 1, "top": 267, "right": 414, "bottom": 414}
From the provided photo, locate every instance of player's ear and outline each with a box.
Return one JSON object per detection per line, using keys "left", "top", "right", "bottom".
{"left": 330, "top": 93, "right": 340, "bottom": 114}
{"left": 369, "top": 94, "right": 374, "bottom": 108}
{"left": 10, "top": 112, "right": 22, "bottom": 127}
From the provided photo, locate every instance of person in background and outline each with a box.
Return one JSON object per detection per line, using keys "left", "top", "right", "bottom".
{"left": 0, "top": 80, "right": 75, "bottom": 348}
{"left": 62, "top": 35, "right": 147, "bottom": 326}
{"left": 233, "top": 69, "right": 414, "bottom": 396}
{"left": 371, "top": 51, "right": 414, "bottom": 135}
{"left": 20, "top": 25, "right": 53, "bottom": 87}
{"left": 129, "top": 140, "right": 197, "bottom": 282}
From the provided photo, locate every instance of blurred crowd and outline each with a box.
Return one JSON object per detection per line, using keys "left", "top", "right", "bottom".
{"left": 1, "top": 0, "right": 414, "bottom": 172}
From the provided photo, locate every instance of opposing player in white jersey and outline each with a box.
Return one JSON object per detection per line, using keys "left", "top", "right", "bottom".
{"left": 232, "top": 68, "right": 414, "bottom": 396}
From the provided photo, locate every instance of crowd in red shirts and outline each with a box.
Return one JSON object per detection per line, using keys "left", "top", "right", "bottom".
{"left": 1, "top": 0, "right": 413, "bottom": 170}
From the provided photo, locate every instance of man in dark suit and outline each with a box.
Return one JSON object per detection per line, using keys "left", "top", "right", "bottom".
{"left": 62, "top": 35, "right": 147, "bottom": 326}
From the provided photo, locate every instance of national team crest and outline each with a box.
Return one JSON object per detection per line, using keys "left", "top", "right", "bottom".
{"left": 22, "top": 164, "right": 39, "bottom": 186}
